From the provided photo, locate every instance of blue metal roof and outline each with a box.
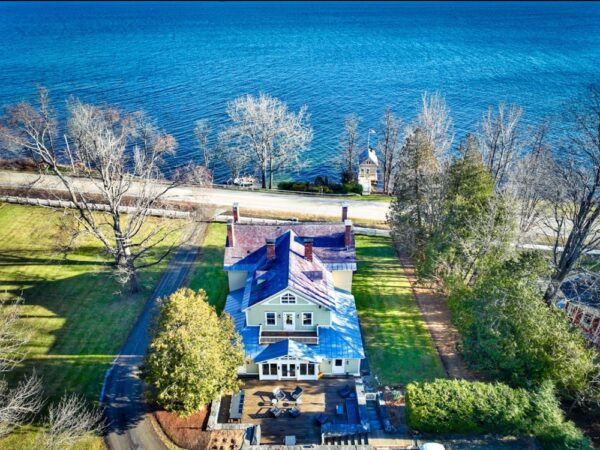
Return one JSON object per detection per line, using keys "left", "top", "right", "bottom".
{"left": 254, "top": 339, "right": 322, "bottom": 363}
{"left": 243, "top": 230, "right": 337, "bottom": 310}
{"left": 223, "top": 288, "right": 365, "bottom": 363}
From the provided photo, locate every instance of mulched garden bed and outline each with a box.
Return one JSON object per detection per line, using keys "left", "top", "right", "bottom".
{"left": 153, "top": 406, "right": 244, "bottom": 450}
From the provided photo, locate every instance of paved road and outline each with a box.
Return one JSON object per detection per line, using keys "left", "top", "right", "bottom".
{"left": 103, "top": 222, "right": 207, "bottom": 450}
{"left": 0, "top": 170, "right": 389, "bottom": 221}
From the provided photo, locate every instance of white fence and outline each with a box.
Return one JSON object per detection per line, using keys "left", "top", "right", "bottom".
{"left": 0, "top": 194, "right": 193, "bottom": 219}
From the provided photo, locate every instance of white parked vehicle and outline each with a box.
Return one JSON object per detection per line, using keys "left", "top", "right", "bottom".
{"left": 420, "top": 444, "right": 446, "bottom": 450}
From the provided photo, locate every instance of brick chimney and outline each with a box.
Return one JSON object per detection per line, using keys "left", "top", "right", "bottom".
{"left": 304, "top": 237, "right": 314, "bottom": 261}
{"left": 342, "top": 201, "right": 348, "bottom": 222}
{"left": 232, "top": 202, "right": 240, "bottom": 223}
{"left": 227, "top": 219, "right": 235, "bottom": 247}
{"left": 266, "top": 238, "right": 276, "bottom": 261}
{"left": 344, "top": 220, "right": 353, "bottom": 248}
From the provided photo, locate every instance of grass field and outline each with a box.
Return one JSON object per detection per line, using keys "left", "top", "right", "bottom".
{"left": 0, "top": 203, "right": 183, "bottom": 404}
{"left": 188, "top": 222, "right": 229, "bottom": 313}
{"left": 353, "top": 234, "right": 446, "bottom": 385}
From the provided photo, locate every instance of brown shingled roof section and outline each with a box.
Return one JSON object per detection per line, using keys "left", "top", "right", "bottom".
{"left": 224, "top": 223, "right": 356, "bottom": 267}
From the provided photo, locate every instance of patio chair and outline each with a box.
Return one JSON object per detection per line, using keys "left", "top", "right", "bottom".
{"left": 272, "top": 386, "right": 286, "bottom": 402}
{"left": 338, "top": 384, "right": 353, "bottom": 398}
{"left": 290, "top": 385, "right": 303, "bottom": 401}
{"left": 288, "top": 407, "right": 301, "bottom": 418}
{"left": 270, "top": 406, "right": 284, "bottom": 418}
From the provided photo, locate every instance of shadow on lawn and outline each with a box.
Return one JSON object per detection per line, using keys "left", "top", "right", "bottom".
{"left": 1, "top": 247, "right": 168, "bottom": 406}
{"left": 188, "top": 243, "right": 228, "bottom": 313}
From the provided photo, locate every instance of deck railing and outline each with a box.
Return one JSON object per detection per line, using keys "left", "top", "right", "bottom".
{"left": 259, "top": 326, "right": 319, "bottom": 345}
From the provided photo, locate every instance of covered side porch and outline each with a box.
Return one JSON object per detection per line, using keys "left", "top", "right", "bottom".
{"left": 253, "top": 339, "right": 353, "bottom": 380}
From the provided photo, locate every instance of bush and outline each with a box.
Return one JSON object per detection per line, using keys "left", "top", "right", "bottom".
{"left": 447, "top": 253, "right": 596, "bottom": 397}
{"left": 342, "top": 181, "right": 363, "bottom": 194}
{"left": 537, "top": 422, "right": 592, "bottom": 450}
{"left": 277, "top": 178, "right": 358, "bottom": 194}
{"left": 406, "top": 380, "right": 591, "bottom": 449}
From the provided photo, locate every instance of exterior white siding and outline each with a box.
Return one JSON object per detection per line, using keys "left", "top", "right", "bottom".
{"left": 332, "top": 270, "right": 353, "bottom": 292}
{"left": 228, "top": 271, "right": 247, "bottom": 291}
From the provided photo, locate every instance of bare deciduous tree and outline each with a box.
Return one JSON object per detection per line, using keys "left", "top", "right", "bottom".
{"left": 0, "top": 300, "right": 32, "bottom": 374}
{"left": 0, "top": 299, "right": 43, "bottom": 437}
{"left": 415, "top": 92, "right": 453, "bottom": 161}
{"left": 216, "top": 132, "right": 251, "bottom": 182}
{"left": 339, "top": 114, "right": 360, "bottom": 183}
{"left": 478, "top": 102, "right": 523, "bottom": 188}
{"left": 0, "top": 375, "right": 43, "bottom": 438}
{"left": 0, "top": 88, "right": 188, "bottom": 292}
{"left": 35, "top": 394, "right": 105, "bottom": 450}
{"left": 194, "top": 119, "right": 212, "bottom": 168}
{"left": 221, "top": 93, "right": 312, "bottom": 189}
{"left": 511, "top": 122, "right": 556, "bottom": 236}
{"left": 541, "top": 85, "right": 600, "bottom": 305}
{"left": 377, "top": 107, "right": 402, "bottom": 194}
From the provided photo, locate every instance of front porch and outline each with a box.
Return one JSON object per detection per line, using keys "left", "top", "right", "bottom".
{"left": 218, "top": 378, "right": 359, "bottom": 445}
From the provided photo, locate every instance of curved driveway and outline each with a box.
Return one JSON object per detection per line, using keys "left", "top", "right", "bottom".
{"left": 103, "top": 223, "right": 206, "bottom": 450}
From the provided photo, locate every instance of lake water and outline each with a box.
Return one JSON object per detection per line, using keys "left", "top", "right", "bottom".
{"left": 1, "top": 1, "right": 600, "bottom": 181}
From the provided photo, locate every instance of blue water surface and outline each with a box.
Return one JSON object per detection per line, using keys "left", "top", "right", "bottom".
{"left": 1, "top": 1, "right": 599, "bottom": 180}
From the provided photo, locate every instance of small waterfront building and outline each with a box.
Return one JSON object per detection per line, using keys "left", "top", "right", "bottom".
{"left": 223, "top": 205, "right": 365, "bottom": 380}
{"left": 560, "top": 274, "right": 600, "bottom": 350}
{"left": 358, "top": 148, "right": 379, "bottom": 194}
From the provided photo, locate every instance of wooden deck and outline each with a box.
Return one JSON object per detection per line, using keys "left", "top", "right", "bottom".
{"left": 219, "top": 378, "right": 356, "bottom": 445}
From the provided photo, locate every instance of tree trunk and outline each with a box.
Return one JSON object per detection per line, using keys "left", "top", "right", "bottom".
{"left": 544, "top": 270, "right": 568, "bottom": 306}
{"left": 127, "top": 260, "right": 140, "bottom": 294}
{"left": 261, "top": 167, "right": 267, "bottom": 189}
{"left": 116, "top": 251, "right": 140, "bottom": 294}
{"left": 268, "top": 158, "right": 273, "bottom": 190}
{"left": 114, "top": 227, "right": 140, "bottom": 294}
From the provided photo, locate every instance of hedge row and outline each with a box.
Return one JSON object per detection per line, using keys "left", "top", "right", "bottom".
{"left": 277, "top": 180, "right": 363, "bottom": 194}
{"left": 406, "top": 379, "right": 591, "bottom": 450}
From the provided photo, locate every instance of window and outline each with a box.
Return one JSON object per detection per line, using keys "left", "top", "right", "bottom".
{"left": 582, "top": 313, "right": 593, "bottom": 328}
{"left": 262, "top": 363, "right": 278, "bottom": 376}
{"left": 265, "top": 312, "right": 276, "bottom": 326}
{"left": 300, "top": 363, "right": 316, "bottom": 376}
{"left": 334, "top": 359, "right": 343, "bottom": 367}
{"left": 302, "top": 312, "right": 313, "bottom": 326}
{"left": 281, "top": 293, "right": 296, "bottom": 304}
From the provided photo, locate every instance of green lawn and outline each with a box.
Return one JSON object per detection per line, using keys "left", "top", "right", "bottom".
{"left": 0, "top": 203, "right": 182, "bottom": 403}
{"left": 353, "top": 234, "right": 446, "bottom": 385}
{"left": 188, "top": 222, "right": 229, "bottom": 313}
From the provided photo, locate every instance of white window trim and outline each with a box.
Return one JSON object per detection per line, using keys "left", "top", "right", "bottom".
{"left": 281, "top": 292, "right": 297, "bottom": 304}
{"left": 302, "top": 312, "right": 313, "bottom": 326}
{"left": 265, "top": 312, "right": 277, "bottom": 326}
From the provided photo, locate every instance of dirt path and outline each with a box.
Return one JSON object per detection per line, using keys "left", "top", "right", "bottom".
{"left": 396, "top": 252, "right": 477, "bottom": 380}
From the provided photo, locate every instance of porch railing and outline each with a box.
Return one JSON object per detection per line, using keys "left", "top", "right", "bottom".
{"left": 259, "top": 326, "right": 319, "bottom": 345}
